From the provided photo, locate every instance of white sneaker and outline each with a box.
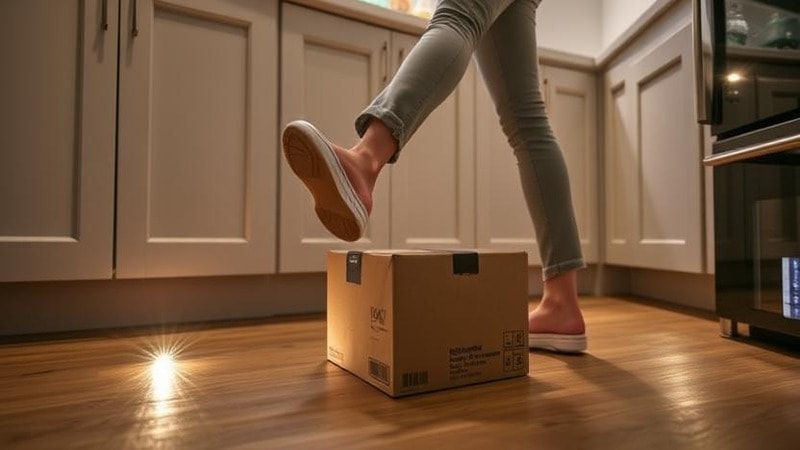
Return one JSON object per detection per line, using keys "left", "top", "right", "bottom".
{"left": 528, "top": 332, "right": 587, "bottom": 353}
{"left": 282, "top": 120, "right": 368, "bottom": 242}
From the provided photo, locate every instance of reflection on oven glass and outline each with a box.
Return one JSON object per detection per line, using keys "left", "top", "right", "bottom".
{"left": 726, "top": 0, "right": 800, "bottom": 49}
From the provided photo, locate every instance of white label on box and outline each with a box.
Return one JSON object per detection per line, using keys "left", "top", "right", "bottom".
{"left": 448, "top": 345, "right": 501, "bottom": 380}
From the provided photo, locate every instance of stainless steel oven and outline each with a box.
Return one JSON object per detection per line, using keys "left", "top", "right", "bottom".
{"left": 696, "top": 0, "right": 800, "bottom": 341}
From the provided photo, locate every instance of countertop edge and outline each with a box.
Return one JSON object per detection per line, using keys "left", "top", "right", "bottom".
{"left": 284, "top": 0, "right": 683, "bottom": 72}
{"left": 284, "top": 0, "right": 597, "bottom": 70}
{"left": 284, "top": 0, "right": 429, "bottom": 35}
{"left": 538, "top": 47, "right": 596, "bottom": 72}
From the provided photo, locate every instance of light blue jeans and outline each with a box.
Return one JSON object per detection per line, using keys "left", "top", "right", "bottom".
{"left": 355, "top": 0, "right": 584, "bottom": 280}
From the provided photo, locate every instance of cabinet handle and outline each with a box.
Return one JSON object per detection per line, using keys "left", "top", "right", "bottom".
{"left": 398, "top": 48, "right": 405, "bottom": 66}
{"left": 542, "top": 78, "right": 550, "bottom": 109}
{"left": 693, "top": 0, "right": 715, "bottom": 124}
{"left": 381, "top": 42, "right": 388, "bottom": 84}
{"left": 132, "top": 0, "right": 139, "bottom": 37}
{"left": 102, "top": 0, "right": 108, "bottom": 30}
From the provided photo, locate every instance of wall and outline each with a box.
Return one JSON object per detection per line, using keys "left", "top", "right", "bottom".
{"left": 601, "top": 0, "right": 659, "bottom": 48}
{"left": 536, "top": 0, "right": 603, "bottom": 57}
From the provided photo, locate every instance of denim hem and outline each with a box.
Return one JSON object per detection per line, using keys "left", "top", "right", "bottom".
{"left": 542, "top": 258, "right": 586, "bottom": 281}
{"left": 355, "top": 106, "right": 406, "bottom": 164}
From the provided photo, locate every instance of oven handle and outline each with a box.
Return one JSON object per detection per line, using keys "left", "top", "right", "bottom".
{"left": 703, "top": 134, "right": 800, "bottom": 166}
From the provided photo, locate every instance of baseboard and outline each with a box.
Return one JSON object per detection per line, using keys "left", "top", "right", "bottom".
{"left": 0, "top": 264, "right": 716, "bottom": 338}
{"left": 598, "top": 266, "right": 716, "bottom": 311}
{"left": 0, "top": 274, "right": 327, "bottom": 337}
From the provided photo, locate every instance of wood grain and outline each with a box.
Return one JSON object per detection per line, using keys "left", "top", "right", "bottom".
{"left": 1, "top": 297, "right": 798, "bottom": 449}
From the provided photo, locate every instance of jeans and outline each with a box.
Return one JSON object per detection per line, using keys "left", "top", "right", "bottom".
{"left": 355, "top": 0, "right": 584, "bottom": 280}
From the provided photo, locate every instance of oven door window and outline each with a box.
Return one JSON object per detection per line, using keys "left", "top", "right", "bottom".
{"left": 748, "top": 163, "right": 800, "bottom": 319}
{"left": 716, "top": 0, "right": 800, "bottom": 138}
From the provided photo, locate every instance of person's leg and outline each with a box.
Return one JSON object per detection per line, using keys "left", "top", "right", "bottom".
{"left": 284, "top": 1, "right": 518, "bottom": 240}
{"left": 473, "top": 0, "right": 586, "bottom": 350}
{"left": 321, "top": 0, "right": 518, "bottom": 208}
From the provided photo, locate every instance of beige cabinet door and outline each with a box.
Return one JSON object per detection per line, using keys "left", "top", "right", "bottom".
{"left": 604, "top": 24, "right": 704, "bottom": 273}
{"left": 0, "top": 0, "right": 117, "bottom": 282}
{"left": 116, "top": 0, "right": 278, "bottom": 278}
{"left": 389, "top": 32, "right": 476, "bottom": 250}
{"left": 475, "top": 75, "right": 541, "bottom": 265}
{"left": 540, "top": 64, "right": 599, "bottom": 263}
{"left": 476, "top": 63, "right": 598, "bottom": 266}
{"left": 280, "top": 4, "right": 391, "bottom": 272}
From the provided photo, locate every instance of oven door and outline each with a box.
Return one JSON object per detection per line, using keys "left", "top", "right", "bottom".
{"left": 706, "top": 124, "right": 800, "bottom": 339}
{"left": 695, "top": 0, "right": 800, "bottom": 139}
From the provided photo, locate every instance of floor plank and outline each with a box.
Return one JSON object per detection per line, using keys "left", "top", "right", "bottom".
{"left": 0, "top": 296, "right": 798, "bottom": 449}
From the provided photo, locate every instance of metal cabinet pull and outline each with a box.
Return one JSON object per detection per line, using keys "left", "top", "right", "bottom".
{"left": 102, "top": 0, "right": 108, "bottom": 30}
{"left": 693, "top": 0, "right": 715, "bottom": 124}
{"left": 381, "top": 42, "right": 388, "bottom": 84}
{"left": 542, "top": 78, "right": 550, "bottom": 109}
{"left": 398, "top": 48, "right": 405, "bottom": 66}
{"left": 132, "top": 0, "right": 139, "bottom": 37}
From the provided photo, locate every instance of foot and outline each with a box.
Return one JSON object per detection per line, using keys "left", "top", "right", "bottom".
{"left": 335, "top": 118, "right": 398, "bottom": 214}
{"left": 330, "top": 144, "right": 374, "bottom": 215}
{"left": 528, "top": 270, "right": 587, "bottom": 353}
{"left": 282, "top": 121, "right": 370, "bottom": 241}
{"left": 529, "top": 270, "right": 585, "bottom": 335}
{"left": 528, "top": 297, "right": 585, "bottom": 336}
{"left": 528, "top": 297, "right": 587, "bottom": 353}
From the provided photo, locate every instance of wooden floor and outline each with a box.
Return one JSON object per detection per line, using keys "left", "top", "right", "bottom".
{"left": 1, "top": 296, "right": 799, "bottom": 449}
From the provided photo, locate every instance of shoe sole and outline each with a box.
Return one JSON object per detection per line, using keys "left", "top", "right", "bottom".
{"left": 282, "top": 120, "right": 368, "bottom": 242}
{"left": 528, "top": 333, "right": 587, "bottom": 354}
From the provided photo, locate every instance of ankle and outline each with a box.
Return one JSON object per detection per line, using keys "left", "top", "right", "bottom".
{"left": 355, "top": 119, "right": 397, "bottom": 171}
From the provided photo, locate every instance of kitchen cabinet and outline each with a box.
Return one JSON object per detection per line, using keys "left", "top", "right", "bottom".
{"left": 540, "top": 64, "right": 599, "bottom": 264}
{"left": 279, "top": 4, "right": 392, "bottom": 273}
{"left": 0, "top": 0, "right": 117, "bottom": 282}
{"left": 280, "top": 4, "right": 474, "bottom": 272}
{"left": 603, "top": 24, "right": 705, "bottom": 273}
{"left": 117, "top": 0, "right": 278, "bottom": 278}
{"left": 475, "top": 63, "right": 599, "bottom": 266}
{"left": 0, "top": 0, "right": 279, "bottom": 282}
{"left": 388, "top": 33, "right": 476, "bottom": 250}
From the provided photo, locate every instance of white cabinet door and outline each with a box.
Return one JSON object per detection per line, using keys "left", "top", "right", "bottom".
{"left": 604, "top": 24, "right": 704, "bottom": 273}
{"left": 475, "top": 76, "right": 540, "bottom": 265}
{"left": 389, "top": 32, "right": 476, "bottom": 250}
{"left": 476, "top": 63, "right": 598, "bottom": 266}
{"left": 116, "top": 0, "right": 278, "bottom": 278}
{"left": 540, "top": 64, "right": 599, "bottom": 263}
{"left": 280, "top": 4, "right": 391, "bottom": 272}
{"left": 0, "top": 0, "right": 117, "bottom": 282}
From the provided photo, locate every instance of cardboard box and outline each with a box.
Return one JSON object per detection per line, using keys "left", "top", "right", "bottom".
{"left": 326, "top": 249, "right": 529, "bottom": 397}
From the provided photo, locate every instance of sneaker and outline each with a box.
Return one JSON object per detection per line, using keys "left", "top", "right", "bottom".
{"left": 282, "top": 120, "right": 368, "bottom": 242}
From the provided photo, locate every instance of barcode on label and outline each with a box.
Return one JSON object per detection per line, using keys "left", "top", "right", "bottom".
{"left": 402, "top": 371, "right": 429, "bottom": 388}
{"left": 368, "top": 357, "right": 389, "bottom": 385}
